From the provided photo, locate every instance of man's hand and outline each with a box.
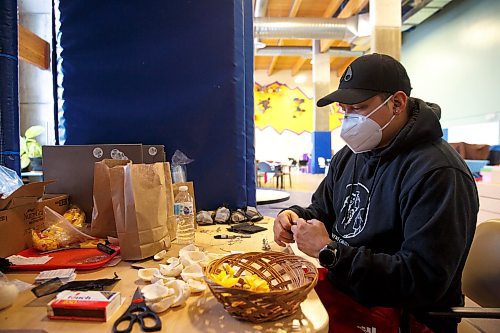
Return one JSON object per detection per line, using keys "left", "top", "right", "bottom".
{"left": 273, "top": 210, "right": 299, "bottom": 247}
{"left": 291, "top": 219, "right": 331, "bottom": 258}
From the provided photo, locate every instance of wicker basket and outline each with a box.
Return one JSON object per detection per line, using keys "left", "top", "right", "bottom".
{"left": 204, "top": 251, "right": 318, "bottom": 323}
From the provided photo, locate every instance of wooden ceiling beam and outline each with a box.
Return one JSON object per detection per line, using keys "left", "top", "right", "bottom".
{"left": 267, "top": 0, "right": 303, "bottom": 76}
{"left": 323, "top": 0, "right": 344, "bottom": 18}
{"left": 331, "top": 56, "right": 355, "bottom": 76}
{"left": 321, "top": 0, "right": 369, "bottom": 52}
{"left": 18, "top": 24, "right": 50, "bottom": 70}
{"left": 289, "top": 0, "right": 303, "bottom": 17}
{"left": 267, "top": 39, "right": 285, "bottom": 76}
{"left": 291, "top": 57, "right": 307, "bottom": 76}
{"left": 337, "top": 56, "right": 355, "bottom": 75}
{"left": 290, "top": 0, "right": 343, "bottom": 76}
{"left": 290, "top": 40, "right": 311, "bottom": 76}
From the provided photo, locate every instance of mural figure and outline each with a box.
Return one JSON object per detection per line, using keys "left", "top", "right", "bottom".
{"left": 257, "top": 97, "right": 271, "bottom": 114}
{"left": 254, "top": 81, "right": 314, "bottom": 133}
{"left": 292, "top": 98, "right": 306, "bottom": 118}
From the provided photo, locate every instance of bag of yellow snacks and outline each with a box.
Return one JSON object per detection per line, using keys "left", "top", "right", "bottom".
{"left": 32, "top": 206, "right": 94, "bottom": 252}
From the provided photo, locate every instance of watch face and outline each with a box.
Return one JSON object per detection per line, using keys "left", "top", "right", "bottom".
{"left": 319, "top": 247, "right": 336, "bottom": 268}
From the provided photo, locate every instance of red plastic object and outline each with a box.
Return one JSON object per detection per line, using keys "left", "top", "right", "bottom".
{"left": 9, "top": 246, "right": 120, "bottom": 271}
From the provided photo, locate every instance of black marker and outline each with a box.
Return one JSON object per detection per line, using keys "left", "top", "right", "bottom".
{"left": 97, "top": 243, "right": 116, "bottom": 255}
{"left": 214, "top": 234, "right": 251, "bottom": 239}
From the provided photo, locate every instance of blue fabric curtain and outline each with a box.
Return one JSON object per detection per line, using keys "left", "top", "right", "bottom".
{"left": 54, "top": 0, "right": 255, "bottom": 210}
{"left": 0, "top": 0, "right": 20, "bottom": 175}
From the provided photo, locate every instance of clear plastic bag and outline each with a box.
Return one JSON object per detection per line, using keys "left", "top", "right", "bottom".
{"left": 31, "top": 207, "right": 95, "bottom": 251}
{"left": 171, "top": 150, "right": 194, "bottom": 183}
{"left": 0, "top": 166, "right": 23, "bottom": 199}
{"left": 0, "top": 272, "right": 19, "bottom": 310}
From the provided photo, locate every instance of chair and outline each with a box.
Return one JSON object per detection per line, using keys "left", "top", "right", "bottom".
{"left": 318, "top": 157, "right": 329, "bottom": 175}
{"left": 274, "top": 164, "right": 292, "bottom": 190}
{"left": 298, "top": 160, "right": 309, "bottom": 173}
{"left": 256, "top": 161, "right": 264, "bottom": 187}
{"left": 458, "top": 219, "right": 500, "bottom": 332}
{"left": 421, "top": 219, "right": 500, "bottom": 333}
{"left": 449, "top": 142, "right": 491, "bottom": 160}
{"left": 287, "top": 158, "right": 298, "bottom": 173}
{"left": 257, "top": 161, "right": 277, "bottom": 188}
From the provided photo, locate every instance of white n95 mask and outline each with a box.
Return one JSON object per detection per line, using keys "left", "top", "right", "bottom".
{"left": 340, "top": 95, "right": 395, "bottom": 154}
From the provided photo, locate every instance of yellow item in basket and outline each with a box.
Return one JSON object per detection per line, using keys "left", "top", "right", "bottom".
{"left": 242, "top": 274, "right": 270, "bottom": 292}
{"left": 210, "top": 270, "right": 239, "bottom": 288}
{"left": 210, "top": 264, "right": 270, "bottom": 292}
{"left": 63, "top": 205, "right": 86, "bottom": 228}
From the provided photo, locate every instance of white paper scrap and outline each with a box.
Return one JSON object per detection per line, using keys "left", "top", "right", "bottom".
{"left": 35, "top": 268, "right": 76, "bottom": 284}
{"left": 6, "top": 255, "right": 52, "bottom": 265}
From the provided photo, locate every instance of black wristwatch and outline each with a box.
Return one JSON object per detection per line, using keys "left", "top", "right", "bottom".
{"left": 318, "top": 241, "right": 338, "bottom": 269}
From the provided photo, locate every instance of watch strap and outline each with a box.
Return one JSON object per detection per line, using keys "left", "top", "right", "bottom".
{"left": 319, "top": 240, "right": 338, "bottom": 269}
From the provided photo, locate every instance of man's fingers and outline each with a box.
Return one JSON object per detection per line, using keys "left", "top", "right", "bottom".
{"left": 275, "top": 233, "right": 294, "bottom": 247}
{"left": 273, "top": 211, "right": 302, "bottom": 247}
{"left": 275, "top": 238, "right": 285, "bottom": 247}
{"left": 279, "top": 218, "right": 294, "bottom": 232}
{"left": 281, "top": 231, "right": 294, "bottom": 242}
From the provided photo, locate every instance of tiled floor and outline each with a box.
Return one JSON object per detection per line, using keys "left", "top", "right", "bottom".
{"left": 257, "top": 172, "right": 325, "bottom": 218}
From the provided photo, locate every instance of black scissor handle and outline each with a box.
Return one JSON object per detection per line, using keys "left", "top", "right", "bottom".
{"left": 137, "top": 311, "right": 162, "bottom": 332}
{"left": 112, "top": 313, "right": 137, "bottom": 333}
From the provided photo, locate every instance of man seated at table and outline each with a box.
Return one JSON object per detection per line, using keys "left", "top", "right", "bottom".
{"left": 273, "top": 54, "right": 478, "bottom": 333}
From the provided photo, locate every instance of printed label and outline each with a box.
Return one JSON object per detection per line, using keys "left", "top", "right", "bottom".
{"left": 93, "top": 147, "right": 103, "bottom": 158}
{"left": 174, "top": 203, "right": 183, "bottom": 216}
{"left": 182, "top": 202, "right": 193, "bottom": 215}
{"left": 24, "top": 207, "right": 43, "bottom": 222}
{"left": 148, "top": 147, "right": 157, "bottom": 156}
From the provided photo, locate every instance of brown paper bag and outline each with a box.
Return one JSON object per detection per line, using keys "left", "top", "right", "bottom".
{"left": 91, "top": 159, "right": 129, "bottom": 238}
{"left": 109, "top": 162, "right": 173, "bottom": 260}
{"left": 163, "top": 164, "right": 177, "bottom": 242}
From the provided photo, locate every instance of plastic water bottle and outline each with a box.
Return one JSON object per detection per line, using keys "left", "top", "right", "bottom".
{"left": 174, "top": 185, "right": 195, "bottom": 244}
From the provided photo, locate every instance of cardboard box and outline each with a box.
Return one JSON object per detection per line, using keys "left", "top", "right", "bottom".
{"left": 0, "top": 183, "right": 69, "bottom": 257}
{"left": 47, "top": 290, "right": 121, "bottom": 322}
{"left": 0, "top": 181, "right": 51, "bottom": 211}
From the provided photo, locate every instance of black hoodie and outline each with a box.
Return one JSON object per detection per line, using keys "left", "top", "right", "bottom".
{"left": 289, "top": 98, "right": 479, "bottom": 333}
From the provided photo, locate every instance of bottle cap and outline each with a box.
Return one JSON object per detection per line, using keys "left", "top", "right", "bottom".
{"left": 179, "top": 185, "right": 188, "bottom": 191}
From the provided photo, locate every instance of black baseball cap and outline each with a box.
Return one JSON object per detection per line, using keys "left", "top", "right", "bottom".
{"left": 317, "top": 53, "right": 412, "bottom": 106}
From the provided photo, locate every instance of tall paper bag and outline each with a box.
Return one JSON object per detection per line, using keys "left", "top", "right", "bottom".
{"left": 110, "top": 162, "right": 171, "bottom": 260}
{"left": 91, "top": 159, "right": 129, "bottom": 238}
{"left": 163, "top": 164, "right": 177, "bottom": 241}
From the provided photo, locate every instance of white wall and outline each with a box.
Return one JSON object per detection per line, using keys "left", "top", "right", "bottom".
{"left": 402, "top": 0, "right": 500, "bottom": 145}
{"left": 18, "top": 0, "right": 54, "bottom": 146}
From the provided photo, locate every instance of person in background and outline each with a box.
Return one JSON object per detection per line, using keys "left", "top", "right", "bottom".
{"left": 273, "top": 53, "right": 478, "bottom": 333}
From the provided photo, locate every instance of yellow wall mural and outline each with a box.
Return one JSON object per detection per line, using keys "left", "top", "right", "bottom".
{"left": 254, "top": 82, "right": 344, "bottom": 134}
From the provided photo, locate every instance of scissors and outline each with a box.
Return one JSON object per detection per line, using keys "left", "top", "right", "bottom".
{"left": 112, "top": 287, "right": 162, "bottom": 333}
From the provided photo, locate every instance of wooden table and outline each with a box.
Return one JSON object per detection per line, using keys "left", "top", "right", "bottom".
{"left": 0, "top": 217, "right": 328, "bottom": 333}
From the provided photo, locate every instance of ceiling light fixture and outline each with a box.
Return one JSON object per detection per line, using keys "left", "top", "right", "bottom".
{"left": 294, "top": 75, "right": 306, "bottom": 84}
{"left": 254, "top": 41, "right": 267, "bottom": 49}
